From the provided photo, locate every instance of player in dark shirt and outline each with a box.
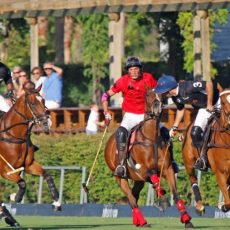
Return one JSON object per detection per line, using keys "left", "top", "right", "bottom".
{"left": 154, "top": 75, "right": 220, "bottom": 171}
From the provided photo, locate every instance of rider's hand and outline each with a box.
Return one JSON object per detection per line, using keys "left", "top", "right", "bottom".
{"left": 5, "top": 90, "right": 14, "bottom": 99}
{"left": 169, "top": 126, "right": 178, "bottom": 138}
{"left": 206, "top": 104, "right": 214, "bottom": 113}
{"left": 104, "top": 111, "right": 112, "bottom": 126}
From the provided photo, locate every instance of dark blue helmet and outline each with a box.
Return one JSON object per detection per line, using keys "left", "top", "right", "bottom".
{"left": 0, "top": 62, "right": 11, "bottom": 80}
{"left": 154, "top": 75, "right": 177, "bottom": 94}
{"left": 125, "top": 56, "right": 142, "bottom": 70}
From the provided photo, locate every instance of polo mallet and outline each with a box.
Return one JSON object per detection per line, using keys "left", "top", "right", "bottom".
{"left": 82, "top": 125, "right": 108, "bottom": 193}
{"left": 0, "top": 154, "right": 24, "bottom": 175}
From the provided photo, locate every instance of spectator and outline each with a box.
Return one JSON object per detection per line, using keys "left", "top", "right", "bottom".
{"left": 43, "top": 62, "right": 63, "bottom": 109}
{"left": 31, "top": 66, "right": 46, "bottom": 95}
{"left": 86, "top": 103, "right": 104, "bottom": 135}
{"left": 12, "top": 66, "right": 22, "bottom": 93}
{"left": 15, "top": 70, "right": 29, "bottom": 98}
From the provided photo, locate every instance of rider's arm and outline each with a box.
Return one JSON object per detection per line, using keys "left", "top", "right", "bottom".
{"left": 101, "top": 89, "right": 115, "bottom": 113}
{"left": 206, "top": 81, "right": 213, "bottom": 112}
{"left": 173, "top": 108, "right": 185, "bottom": 128}
{"left": 52, "top": 65, "right": 63, "bottom": 77}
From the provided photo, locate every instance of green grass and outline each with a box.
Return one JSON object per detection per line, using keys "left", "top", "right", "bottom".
{"left": 0, "top": 217, "right": 230, "bottom": 230}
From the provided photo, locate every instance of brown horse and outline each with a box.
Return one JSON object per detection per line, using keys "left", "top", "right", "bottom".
{"left": 104, "top": 88, "right": 193, "bottom": 228}
{"left": 0, "top": 82, "right": 61, "bottom": 227}
{"left": 182, "top": 89, "right": 230, "bottom": 215}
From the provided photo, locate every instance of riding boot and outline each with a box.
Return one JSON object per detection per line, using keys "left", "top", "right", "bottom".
{"left": 160, "top": 126, "right": 179, "bottom": 174}
{"left": 191, "top": 126, "right": 208, "bottom": 172}
{"left": 114, "top": 126, "right": 128, "bottom": 178}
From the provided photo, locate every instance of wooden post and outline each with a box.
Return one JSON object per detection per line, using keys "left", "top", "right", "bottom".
{"left": 200, "top": 10, "right": 211, "bottom": 81}
{"left": 194, "top": 10, "right": 211, "bottom": 81}
{"left": 108, "top": 12, "right": 125, "bottom": 107}
{"left": 26, "top": 17, "right": 39, "bottom": 81}
{"left": 193, "top": 11, "right": 202, "bottom": 81}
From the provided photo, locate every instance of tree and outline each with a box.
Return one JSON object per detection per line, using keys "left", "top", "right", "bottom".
{"left": 177, "top": 9, "right": 229, "bottom": 76}
{"left": 77, "top": 14, "right": 109, "bottom": 105}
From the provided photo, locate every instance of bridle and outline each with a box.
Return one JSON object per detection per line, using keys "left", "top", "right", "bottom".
{"left": 0, "top": 91, "right": 49, "bottom": 144}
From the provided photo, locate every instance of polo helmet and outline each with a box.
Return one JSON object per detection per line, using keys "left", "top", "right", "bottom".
{"left": 154, "top": 75, "right": 178, "bottom": 94}
{"left": 125, "top": 56, "right": 142, "bottom": 71}
{"left": 0, "top": 62, "right": 11, "bottom": 79}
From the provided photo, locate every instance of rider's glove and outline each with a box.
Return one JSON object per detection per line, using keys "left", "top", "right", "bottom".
{"left": 169, "top": 126, "right": 178, "bottom": 138}
{"left": 4, "top": 90, "right": 14, "bottom": 99}
{"left": 104, "top": 111, "right": 112, "bottom": 126}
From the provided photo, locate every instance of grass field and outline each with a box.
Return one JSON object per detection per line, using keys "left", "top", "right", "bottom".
{"left": 0, "top": 216, "right": 230, "bottom": 230}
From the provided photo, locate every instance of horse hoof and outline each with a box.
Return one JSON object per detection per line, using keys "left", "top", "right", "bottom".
{"left": 53, "top": 205, "right": 62, "bottom": 211}
{"left": 185, "top": 222, "right": 194, "bottom": 228}
{"left": 195, "top": 207, "right": 205, "bottom": 216}
{"left": 159, "top": 196, "right": 171, "bottom": 211}
{"left": 52, "top": 200, "right": 62, "bottom": 211}
{"left": 10, "top": 193, "right": 16, "bottom": 202}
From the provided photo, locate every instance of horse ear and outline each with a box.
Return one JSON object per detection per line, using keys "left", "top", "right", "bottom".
{"left": 217, "top": 83, "right": 224, "bottom": 93}
{"left": 35, "top": 84, "right": 42, "bottom": 93}
{"left": 23, "top": 81, "right": 36, "bottom": 93}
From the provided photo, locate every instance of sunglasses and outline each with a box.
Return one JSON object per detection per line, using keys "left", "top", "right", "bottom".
{"left": 32, "top": 72, "right": 40, "bottom": 75}
{"left": 44, "top": 68, "right": 52, "bottom": 70}
{"left": 19, "top": 74, "right": 27, "bottom": 77}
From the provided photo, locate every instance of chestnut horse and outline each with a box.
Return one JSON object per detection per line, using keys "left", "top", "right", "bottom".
{"left": 0, "top": 82, "right": 61, "bottom": 227}
{"left": 104, "top": 88, "right": 193, "bottom": 228}
{"left": 182, "top": 89, "right": 230, "bottom": 215}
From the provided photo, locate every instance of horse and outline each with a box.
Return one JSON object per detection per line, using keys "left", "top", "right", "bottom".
{"left": 0, "top": 81, "right": 61, "bottom": 227}
{"left": 104, "top": 88, "right": 193, "bottom": 228}
{"left": 182, "top": 88, "right": 230, "bottom": 215}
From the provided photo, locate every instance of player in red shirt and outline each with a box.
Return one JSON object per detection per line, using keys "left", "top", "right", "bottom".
{"left": 102, "top": 57, "right": 178, "bottom": 178}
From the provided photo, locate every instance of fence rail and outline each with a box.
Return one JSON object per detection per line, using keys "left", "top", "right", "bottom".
{"left": 33, "top": 105, "right": 196, "bottom": 134}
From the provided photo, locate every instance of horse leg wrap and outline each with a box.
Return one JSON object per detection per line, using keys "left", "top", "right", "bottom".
{"left": 150, "top": 174, "right": 166, "bottom": 197}
{"left": 132, "top": 208, "right": 147, "bottom": 226}
{"left": 221, "top": 204, "right": 230, "bottom": 213}
{"left": 0, "top": 204, "right": 20, "bottom": 227}
{"left": 44, "top": 173, "right": 59, "bottom": 201}
{"left": 192, "top": 183, "right": 202, "bottom": 202}
{"left": 15, "top": 180, "right": 26, "bottom": 203}
{"left": 177, "top": 200, "right": 191, "bottom": 223}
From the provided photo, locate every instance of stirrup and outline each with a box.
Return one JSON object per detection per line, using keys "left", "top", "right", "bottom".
{"left": 114, "top": 165, "right": 127, "bottom": 178}
{"left": 193, "top": 158, "right": 208, "bottom": 172}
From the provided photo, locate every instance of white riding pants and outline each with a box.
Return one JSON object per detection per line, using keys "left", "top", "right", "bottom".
{"left": 0, "top": 95, "right": 10, "bottom": 112}
{"left": 120, "top": 112, "right": 163, "bottom": 131}
{"left": 194, "top": 98, "right": 221, "bottom": 131}
{"left": 120, "top": 112, "right": 144, "bottom": 131}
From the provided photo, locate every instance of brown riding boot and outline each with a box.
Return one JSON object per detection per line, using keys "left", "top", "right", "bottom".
{"left": 114, "top": 143, "right": 128, "bottom": 178}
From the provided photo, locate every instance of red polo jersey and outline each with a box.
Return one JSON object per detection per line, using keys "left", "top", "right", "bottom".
{"left": 111, "top": 72, "right": 157, "bottom": 114}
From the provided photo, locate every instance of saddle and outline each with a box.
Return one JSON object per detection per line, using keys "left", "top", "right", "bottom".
{"left": 199, "top": 111, "right": 220, "bottom": 158}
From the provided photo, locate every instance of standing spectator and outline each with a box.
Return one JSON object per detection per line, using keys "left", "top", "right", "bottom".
{"left": 15, "top": 70, "right": 29, "bottom": 98}
{"left": 86, "top": 103, "right": 102, "bottom": 135}
{"left": 43, "top": 62, "right": 63, "bottom": 109}
{"left": 12, "top": 66, "right": 22, "bottom": 93}
{"left": 31, "top": 66, "right": 46, "bottom": 95}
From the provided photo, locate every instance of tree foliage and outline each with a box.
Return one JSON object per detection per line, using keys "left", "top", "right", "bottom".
{"left": 177, "top": 10, "right": 229, "bottom": 76}
{"left": 77, "top": 14, "right": 109, "bottom": 104}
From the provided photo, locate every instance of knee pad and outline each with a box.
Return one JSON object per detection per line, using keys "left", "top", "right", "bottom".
{"left": 190, "top": 126, "right": 203, "bottom": 148}
{"left": 115, "top": 126, "right": 128, "bottom": 144}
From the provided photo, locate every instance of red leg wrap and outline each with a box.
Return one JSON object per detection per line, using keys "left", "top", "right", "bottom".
{"left": 177, "top": 200, "right": 191, "bottom": 223}
{"left": 150, "top": 174, "right": 166, "bottom": 198}
{"left": 132, "top": 208, "right": 147, "bottom": 226}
